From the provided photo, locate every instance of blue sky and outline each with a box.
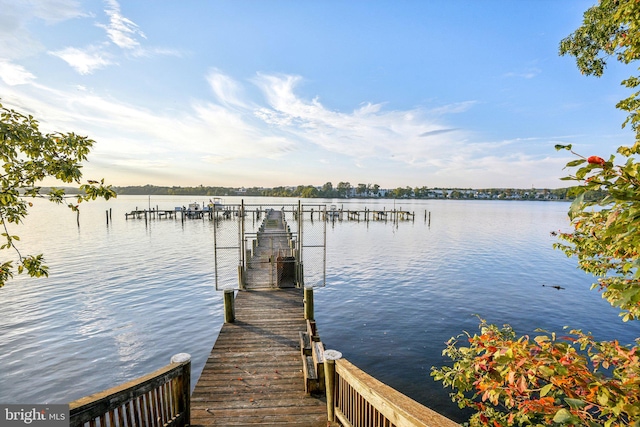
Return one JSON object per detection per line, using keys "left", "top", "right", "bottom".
{"left": 0, "top": 0, "right": 634, "bottom": 189}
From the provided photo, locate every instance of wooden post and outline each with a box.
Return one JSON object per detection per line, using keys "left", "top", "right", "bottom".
{"left": 223, "top": 289, "right": 235, "bottom": 323}
{"left": 106, "top": 210, "right": 109, "bottom": 225}
{"left": 304, "top": 286, "right": 314, "bottom": 320}
{"left": 323, "top": 350, "right": 342, "bottom": 423}
{"left": 170, "top": 353, "right": 191, "bottom": 427}
{"left": 237, "top": 265, "right": 244, "bottom": 290}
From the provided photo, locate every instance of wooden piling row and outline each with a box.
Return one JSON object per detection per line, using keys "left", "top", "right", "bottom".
{"left": 122, "top": 203, "right": 430, "bottom": 227}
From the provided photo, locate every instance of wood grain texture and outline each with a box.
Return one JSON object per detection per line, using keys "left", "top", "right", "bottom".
{"left": 190, "top": 289, "right": 328, "bottom": 426}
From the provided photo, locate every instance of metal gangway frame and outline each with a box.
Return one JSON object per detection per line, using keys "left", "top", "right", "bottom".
{"left": 213, "top": 200, "right": 326, "bottom": 291}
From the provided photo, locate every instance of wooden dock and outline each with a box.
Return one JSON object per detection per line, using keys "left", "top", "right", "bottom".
{"left": 190, "top": 209, "right": 328, "bottom": 426}
{"left": 70, "top": 205, "right": 458, "bottom": 427}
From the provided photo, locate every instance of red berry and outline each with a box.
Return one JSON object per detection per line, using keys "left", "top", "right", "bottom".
{"left": 587, "top": 155, "right": 605, "bottom": 166}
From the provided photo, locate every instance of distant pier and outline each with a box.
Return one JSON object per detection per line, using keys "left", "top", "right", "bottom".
{"left": 124, "top": 203, "right": 422, "bottom": 224}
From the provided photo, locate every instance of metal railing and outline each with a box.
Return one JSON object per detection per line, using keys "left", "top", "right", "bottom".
{"left": 69, "top": 353, "right": 191, "bottom": 427}
{"left": 326, "top": 356, "right": 459, "bottom": 427}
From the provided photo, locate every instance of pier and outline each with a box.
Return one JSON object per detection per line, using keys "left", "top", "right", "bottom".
{"left": 70, "top": 204, "right": 456, "bottom": 427}
{"left": 190, "top": 288, "right": 328, "bottom": 426}
{"left": 191, "top": 209, "right": 328, "bottom": 425}
{"left": 124, "top": 207, "right": 233, "bottom": 221}
{"left": 124, "top": 204, "right": 421, "bottom": 224}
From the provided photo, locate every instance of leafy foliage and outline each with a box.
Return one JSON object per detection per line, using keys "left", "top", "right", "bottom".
{"left": 554, "top": 144, "right": 640, "bottom": 322}
{"left": 432, "top": 320, "right": 640, "bottom": 426}
{"left": 1, "top": 101, "right": 116, "bottom": 287}
{"left": 432, "top": 1, "right": 640, "bottom": 425}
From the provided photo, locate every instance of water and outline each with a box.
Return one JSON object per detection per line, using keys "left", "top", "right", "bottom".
{"left": 1, "top": 196, "right": 638, "bottom": 423}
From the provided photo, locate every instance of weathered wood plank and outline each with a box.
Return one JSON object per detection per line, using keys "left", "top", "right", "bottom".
{"left": 190, "top": 288, "right": 327, "bottom": 426}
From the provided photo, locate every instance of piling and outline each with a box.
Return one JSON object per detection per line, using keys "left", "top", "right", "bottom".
{"left": 223, "top": 289, "right": 235, "bottom": 323}
{"left": 304, "top": 286, "right": 314, "bottom": 320}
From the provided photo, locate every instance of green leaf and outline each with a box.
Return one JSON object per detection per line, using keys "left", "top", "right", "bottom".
{"left": 566, "top": 159, "right": 587, "bottom": 167}
{"left": 553, "top": 408, "right": 573, "bottom": 423}
{"left": 569, "top": 192, "right": 585, "bottom": 218}
{"left": 565, "top": 398, "right": 586, "bottom": 408}
{"left": 538, "top": 366, "right": 555, "bottom": 377}
{"left": 540, "top": 383, "right": 553, "bottom": 397}
{"left": 555, "top": 144, "right": 573, "bottom": 151}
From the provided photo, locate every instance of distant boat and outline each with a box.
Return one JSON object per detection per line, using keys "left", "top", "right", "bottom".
{"left": 327, "top": 205, "right": 340, "bottom": 219}
{"left": 209, "top": 197, "right": 224, "bottom": 211}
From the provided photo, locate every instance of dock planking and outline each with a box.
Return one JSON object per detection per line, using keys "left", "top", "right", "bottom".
{"left": 190, "top": 209, "right": 328, "bottom": 426}
{"left": 245, "top": 210, "right": 296, "bottom": 289}
{"left": 190, "top": 289, "right": 327, "bottom": 426}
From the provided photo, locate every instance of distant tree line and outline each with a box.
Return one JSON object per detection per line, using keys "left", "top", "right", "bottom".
{"left": 111, "top": 183, "right": 606, "bottom": 201}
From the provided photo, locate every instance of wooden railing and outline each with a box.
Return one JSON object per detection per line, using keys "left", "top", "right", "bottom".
{"left": 326, "top": 357, "right": 459, "bottom": 427}
{"left": 69, "top": 353, "right": 191, "bottom": 427}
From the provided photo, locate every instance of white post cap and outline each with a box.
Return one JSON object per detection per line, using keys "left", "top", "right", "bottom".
{"left": 171, "top": 353, "right": 191, "bottom": 363}
{"left": 323, "top": 349, "right": 342, "bottom": 361}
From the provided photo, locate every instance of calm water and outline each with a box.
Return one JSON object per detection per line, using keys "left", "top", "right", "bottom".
{"left": 1, "top": 196, "right": 638, "bottom": 422}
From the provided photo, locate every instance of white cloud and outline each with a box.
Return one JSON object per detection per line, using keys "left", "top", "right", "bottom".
{"left": 0, "top": 61, "right": 36, "bottom": 85}
{"left": 0, "top": 67, "right": 573, "bottom": 188}
{"left": 0, "top": 0, "right": 85, "bottom": 60}
{"left": 251, "top": 73, "right": 474, "bottom": 164}
{"left": 99, "top": 0, "right": 146, "bottom": 50}
{"left": 31, "top": 0, "right": 86, "bottom": 23}
{"left": 49, "top": 46, "right": 113, "bottom": 75}
{"left": 207, "top": 70, "right": 248, "bottom": 107}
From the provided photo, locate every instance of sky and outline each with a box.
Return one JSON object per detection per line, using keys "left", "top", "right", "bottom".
{"left": 0, "top": 0, "right": 635, "bottom": 189}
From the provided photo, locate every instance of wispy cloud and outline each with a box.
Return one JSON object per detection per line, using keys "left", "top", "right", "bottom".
{"left": 40, "top": 0, "right": 177, "bottom": 74}
{"left": 0, "top": 0, "right": 86, "bottom": 60}
{"left": 0, "top": 61, "right": 36, "bottom": 85}
{"left": 251, "top": 73, "right": 474, "bottom": 164}
{"left": 49, "top": 46, "right": 113, "bottom": 75}
{"left": 0, "top": 67, "right": 573, "bottom": 188}
{"left": 99, "top": 0, "right": 146, "bottom": 50}
{"left": 26, "top": 0, "right": 87, "bottom": 23}
{"left": 207, "top": 70, "right": 248, "bottom": 108}
{"left": 504, "top": 67, "right": 541, "bottom": 79}
{"left": 419, "top": 128, "right": 458, "bottom": 137}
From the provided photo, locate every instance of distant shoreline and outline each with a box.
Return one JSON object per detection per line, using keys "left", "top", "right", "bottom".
{"left": 37, "top": 184, "right": 604, "bottom": 201}
{"left": 107, "top": 185, "right": 597, "bottom": 201}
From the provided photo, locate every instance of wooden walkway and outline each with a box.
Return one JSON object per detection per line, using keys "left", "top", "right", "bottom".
{"left": 190, "top": 210, "right": 328, "bottom": 426}
{"left": 245, "top": 209, "right": 296, "bottom": 289}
